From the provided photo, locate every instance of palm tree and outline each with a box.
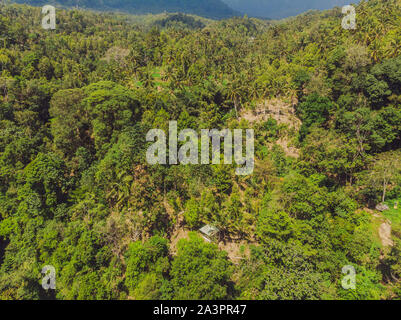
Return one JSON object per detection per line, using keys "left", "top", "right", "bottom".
{"left": 226, "top": 80, "right": 246, "bottom": 119}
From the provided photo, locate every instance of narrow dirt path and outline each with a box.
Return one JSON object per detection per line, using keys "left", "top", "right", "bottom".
{"left": 379, "top": 221, "right": 394, "bottom": 247}
{"left": 366, "top": 207, "right": 394, "bottom": 248}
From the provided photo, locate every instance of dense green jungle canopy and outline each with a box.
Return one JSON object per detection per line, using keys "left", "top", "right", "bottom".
{"left": 0, "top": 0, "right": 401, "bottom": 300}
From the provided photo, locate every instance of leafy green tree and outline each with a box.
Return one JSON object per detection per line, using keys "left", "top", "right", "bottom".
{"left": 280, "top": 173, "right": 329, "bottom": 220}
{"left": 366, "top": 150, "right": 401, "bottom": 203}
{"left": 296, "top": 93, "right": 334, "bottom": 140}
{"left": 170, "top": 233, "right": 232, "bottom": 300}
{"left": 84, "top": 81, "right": 141, "bottom": 155}
{"left": 17, "top": 152, "right": 69, "bottom": 218}
{"left": 184, "top": 198, "right": 201, "bottom": 229}
{"left": 237, "top": 242, "right": 329, "bottom": 300}
{"left": 49, "top": 88, "right": 90, "bottom": 160}
{"left": 124, "top": 236, "right": 169, "bottom": 297}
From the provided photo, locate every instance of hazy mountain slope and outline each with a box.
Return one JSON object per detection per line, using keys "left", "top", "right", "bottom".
{"left": 13, "top": 0, "right": 239, "bottom": 19}
{"left": 222, "top": 0, "right": 360, "bottom": 18}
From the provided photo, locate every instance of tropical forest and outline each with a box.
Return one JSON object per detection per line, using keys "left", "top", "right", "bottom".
{"left": 0, "top": 0, "right": 401, "bottom": 300}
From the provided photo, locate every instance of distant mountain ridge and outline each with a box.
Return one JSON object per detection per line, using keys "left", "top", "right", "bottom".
{"left": 222, "top": 0, "right": 360, "bottom": 19}
{"left": 13, "top": 0, "right": 363, "bottom": 20}
{"left": 13, "top": 0, "right": 239, "bottom": 19}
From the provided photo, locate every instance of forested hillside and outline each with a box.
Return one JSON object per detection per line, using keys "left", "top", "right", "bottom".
{"left": 222, "top": 0, "right": 356, "bottom": 19}
{"left": 1, "top": 0, "right": 401, "bottom": 300}
{"left": 13, "top": 0, "right": 238, "bottom": 19}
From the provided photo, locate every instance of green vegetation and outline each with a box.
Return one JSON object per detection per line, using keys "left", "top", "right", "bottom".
{"left": 0, "top": 0, "right": 401, "bottom": 300}
{"left": 383, "top": 199, "right": 401, "bottom": 225}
